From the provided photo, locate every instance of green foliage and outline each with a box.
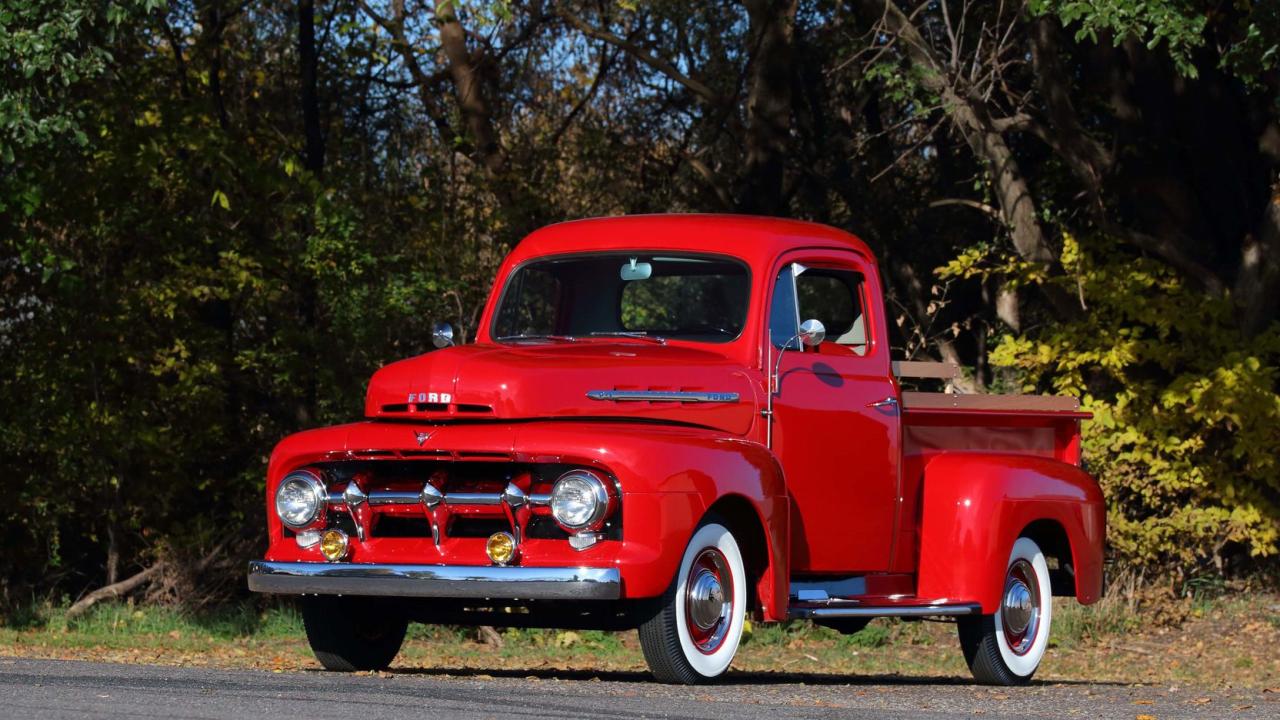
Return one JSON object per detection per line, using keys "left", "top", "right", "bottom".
{"left": 0, "top": 0, "right": 160, "bottom": 164}
{"left": 4, "top": 599, "right": 303, "bottom": 639}
{"left": 1032, "top": 0, "right": 1280, "bottom": 81}
{"left": 838, "top": 623, "right": 891, "bottom": 649}
{"left": 2, "top": 0, "right": 1278, "bottom": 609}
{"left": 944, "top": 233, "right": 1280, "bottom": 575}
{"left": 1031, "top": 0, "right": 1207, "bottom": 77}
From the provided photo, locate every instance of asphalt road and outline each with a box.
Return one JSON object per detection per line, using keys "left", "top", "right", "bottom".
{"left": 0, "top": 658, "right": 1273, "bottom": 720}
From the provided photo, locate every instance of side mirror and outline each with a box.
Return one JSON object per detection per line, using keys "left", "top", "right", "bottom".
{"left": 798, "top": 318, "right": 826, "bottom": 347}
{"left": 771, "top": 318, "right": 826, "bottom": 394}
{"left": 431, "top": 322, "right": 455, "bottom": 349}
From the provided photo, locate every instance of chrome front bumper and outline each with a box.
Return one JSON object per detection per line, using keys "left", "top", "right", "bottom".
{"left": 247, "top": 561, "right": 621, "bottom": 600}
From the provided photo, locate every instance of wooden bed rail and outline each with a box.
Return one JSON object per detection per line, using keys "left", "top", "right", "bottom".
{"left": 891, "top": 361, "right": 961, "bottom": 380}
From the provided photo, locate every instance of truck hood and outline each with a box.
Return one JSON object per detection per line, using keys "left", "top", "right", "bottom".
{"left": 364, "top": 342, "right": 759, "bottom": 435}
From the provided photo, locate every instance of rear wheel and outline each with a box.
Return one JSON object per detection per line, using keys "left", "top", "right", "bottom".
{"left": 300, "top": 596, "right": 408, "bottom": 671}
{"left": 638, "top": 520, "right": 747, "bottom": 684}
{"left": 958, "top": 537, "right": 1053, "bottom": 685}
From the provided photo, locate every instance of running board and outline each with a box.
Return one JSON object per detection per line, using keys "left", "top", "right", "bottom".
{"left": 788, "top": 602, "right": 982, "bottom": 620}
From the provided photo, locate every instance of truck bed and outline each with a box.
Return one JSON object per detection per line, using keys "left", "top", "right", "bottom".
{"left": 893, "top": 361, "right": 1087, "bottom": 463}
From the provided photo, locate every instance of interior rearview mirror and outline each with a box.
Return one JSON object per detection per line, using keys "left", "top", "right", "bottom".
{"left": 619, "top": 258, "right": 653, "bottom": 281}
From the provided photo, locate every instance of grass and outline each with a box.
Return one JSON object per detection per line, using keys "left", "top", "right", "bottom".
{"left": 2, "top": 594, "right": 1278, "bottom": 688}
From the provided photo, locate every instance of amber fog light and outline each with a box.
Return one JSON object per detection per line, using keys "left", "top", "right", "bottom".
{"left": 320, "top": 529, "right": 349, "bottom": 561}
{"left": 486, "top": 532, "right": 516, "bottom": 565}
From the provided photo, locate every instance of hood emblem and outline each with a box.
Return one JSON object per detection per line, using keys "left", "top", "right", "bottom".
{"left": 415, "top": 430, "right": 435, "bottom": 446}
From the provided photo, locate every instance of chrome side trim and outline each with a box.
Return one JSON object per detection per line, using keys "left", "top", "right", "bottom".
{"left": 788, "top": 602, "right": 982, "bottom": 620}
{"left": 586, "top": 389, "right": 740, "bottom": 403}
{"left": 247, "top": 561, "right": 621, "bottom": 600}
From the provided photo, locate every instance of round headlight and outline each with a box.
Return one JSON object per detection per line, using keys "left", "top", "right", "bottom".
{"left": 275, "top": 469, "right": 327, "bottom": 529}
{"left": 550, "top": 470, "right": 613, "bottom": 532}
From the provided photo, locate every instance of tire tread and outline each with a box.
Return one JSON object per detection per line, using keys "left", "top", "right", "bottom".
{"left": 958, "top": 614, "right": 1032, "bottom": 685}
{"left": 301, "top": 596, "right": 408, "bottom": 672}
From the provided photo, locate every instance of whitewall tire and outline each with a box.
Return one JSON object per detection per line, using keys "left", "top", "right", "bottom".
{"left": 958, "top": 536, "right": 1053, "bottom": 685}
{"left": 639, "top": 520, "right": 747, "bottom": 683}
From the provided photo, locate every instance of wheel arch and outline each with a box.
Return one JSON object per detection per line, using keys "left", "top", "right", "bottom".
{"left": 1018, "top": 518, "right": 1076, "bottom": 597}
{"left": 704, "top": 494, "right": 772, "bottom": 619}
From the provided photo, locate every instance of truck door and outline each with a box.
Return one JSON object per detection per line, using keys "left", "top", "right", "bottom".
{"left": 767, "top": 252, "right": 901, "bottom": 573}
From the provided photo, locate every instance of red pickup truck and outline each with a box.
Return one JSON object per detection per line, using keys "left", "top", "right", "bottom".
{"left": 249, "top": 215, "right": 1104, "bottom": 685}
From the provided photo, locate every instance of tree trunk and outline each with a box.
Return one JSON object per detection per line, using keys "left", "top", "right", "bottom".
{"left": 1237, "top": 185, "right": 1280, "bottom": 336}
{"left": 298, "top": 0, "right": 324, "bottom": 175}
{"left": 860, "top": 0, "right": 1076, "bottom": 318}
{"left": 435, "top": 0, "right": 504, "bottom": 178}
{"left": 739, "top": 0, "right": 798, "bottom": 215}
{"left": 1028, "top": 16, "right": 1112, "bottom": 195}
{"left": 105, "top": 522, "right": 120, "bottom": 586}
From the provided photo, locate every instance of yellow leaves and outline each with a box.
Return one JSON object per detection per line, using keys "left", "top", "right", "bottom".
{"left": 951, "top": 230, "right": 1280, "bottom": 570}
{"left": 136, "top": 109, "right": 162, "bottom": 127}
{"left": 1059, "top": 230, "right": 1083, "bottom": 273}
{"left": 935, "top": 245, "right": 991, "bottom": 280}
{"left": 210, "top": 189, "right": 230, "bottom": 211}
{"left": 554, "top": 630, "right": 581, "bottom": 648}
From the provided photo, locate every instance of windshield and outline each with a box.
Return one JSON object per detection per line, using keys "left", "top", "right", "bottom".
{"left": 493, "top": 253, "right": 750, "bottom": 343}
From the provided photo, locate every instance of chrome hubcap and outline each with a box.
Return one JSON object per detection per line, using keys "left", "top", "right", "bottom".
{"left": 684, "top": 548, "right": 733, "bottom": 654}
{"left": 1001, "top": 559, "right": 1040, "bottom": 655}
{"left": 688, "top": 569, "right": 725, "bottom": 630}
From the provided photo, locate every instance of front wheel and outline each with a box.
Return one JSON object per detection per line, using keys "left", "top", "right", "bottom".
{"left": 300, "top": 596, "right": 408, "bottom": 671}
{"left": 958, "top": 536, "right": 1053, "bottom": 685}
{"left": 638, "top": 520, "right": 748, "bottom": 684}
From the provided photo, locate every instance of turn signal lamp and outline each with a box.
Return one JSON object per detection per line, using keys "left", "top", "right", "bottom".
{"left": 486, "top": 532, "right": 516, "bottom": 565}
{"left": 320, "top": 529, "right": 349, "bottom": 561}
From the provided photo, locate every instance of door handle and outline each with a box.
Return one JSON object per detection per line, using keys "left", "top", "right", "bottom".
{"left": 867, "top": 396, "right": 898, "bottom": 408}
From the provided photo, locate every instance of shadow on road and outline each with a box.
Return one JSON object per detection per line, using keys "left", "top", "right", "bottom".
{"left": 380, "top": 666, "right": 1122, "bottom": 687}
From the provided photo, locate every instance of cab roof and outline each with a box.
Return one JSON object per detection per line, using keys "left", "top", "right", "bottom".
{"left": 506, "top": 214, "right": 874, "bottom": 268}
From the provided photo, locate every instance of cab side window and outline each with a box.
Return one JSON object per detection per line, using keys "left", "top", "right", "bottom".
{"left": 795, "top": 269, "right": 869, "bottom": 356}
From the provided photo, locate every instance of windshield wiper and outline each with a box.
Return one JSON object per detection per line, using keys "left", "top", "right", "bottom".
{"left": 496, "top": 334, "right": 578, "bottom": 343}
{"left": 587, "top": 331, "right": 667, "bottom": 345}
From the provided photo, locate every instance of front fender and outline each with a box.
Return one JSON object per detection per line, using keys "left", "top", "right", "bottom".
{"left": 916, "top": 453, "right": 1105, "bottom": 612}
{"left": 264, "top": 420, "right": 790, "bottom": 620}
{"left": 510, "top": 422, "right": 790, "bottom": 620}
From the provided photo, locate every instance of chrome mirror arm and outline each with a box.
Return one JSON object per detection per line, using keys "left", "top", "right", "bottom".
{"left": 771, "top": 333, "right": 803, "bottom": 394}
{"left": 765, "top": 319, "right": 825, "bottom": 449}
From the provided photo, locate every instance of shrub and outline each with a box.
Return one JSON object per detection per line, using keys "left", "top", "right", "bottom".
{"left": 941, "top": 233, "right": 1280, "bottom": 581}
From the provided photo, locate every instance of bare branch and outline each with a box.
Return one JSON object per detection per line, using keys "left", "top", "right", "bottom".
{"left": 557, "top": 7, "right": 726, "bottom": 105}
{"left": 929, "top": 197, "right": 1002, "bottom": 220}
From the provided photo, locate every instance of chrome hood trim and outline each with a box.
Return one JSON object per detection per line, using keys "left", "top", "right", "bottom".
{"left": 586, "top": 389, "right": 739, "bottom": 403}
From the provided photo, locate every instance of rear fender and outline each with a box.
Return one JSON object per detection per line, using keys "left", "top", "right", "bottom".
{"left": 916, "top": 453, "right": 1105, "bottom": 612}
